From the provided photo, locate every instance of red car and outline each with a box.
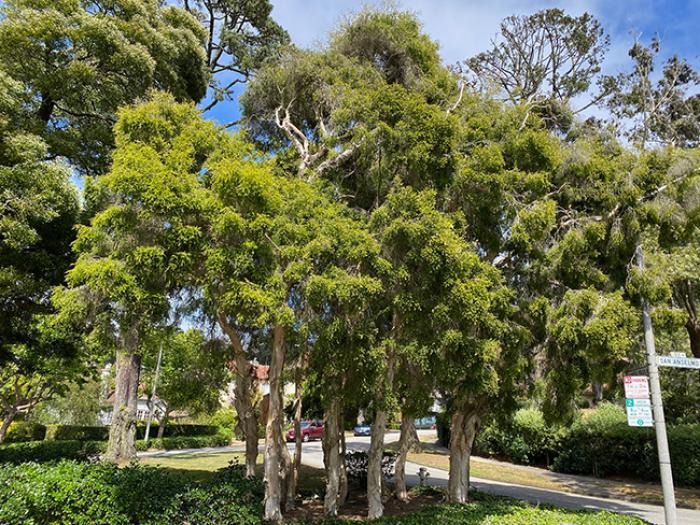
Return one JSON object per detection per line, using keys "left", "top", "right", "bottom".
{"left": 286, "top": 420, "right": 324, "bottom": 442}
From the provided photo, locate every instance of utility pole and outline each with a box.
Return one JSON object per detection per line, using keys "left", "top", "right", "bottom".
{"left": 144, "top": 342, "right": 164, "bottom": 444}
{"left": 636, "top": 245, "right": 677, "bottom": 525}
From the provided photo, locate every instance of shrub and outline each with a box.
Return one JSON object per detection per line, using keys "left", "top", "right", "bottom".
{"left": 45, "top": 424, "right": 109, "bottom": 441}
{"left": 345, "top": 450, "right": 396, "bottom": 488}
{"left": 436, "top": 410, "right": 450, "bottom": 447}
{"left": 157, "top": 462, "right": 263, "bottom": 525}
{"left": 474, "top": 408, "right": 565, "bottom": 466}
{"left": 0, "top": 439, "right": 106, "bottom": 463}
{"left": 552, "top": 406, "right": 700, "bottom": 486}
{"left": 135, "top": 423, "right": 220, "bottom": 439}
{"left": 0, "top": 460, "right": 264, "bottom": 525}
{"left": 4, "top": 421, "right": 46, "bottom": 443}
{"left": 0, "top": 434, "right": 228, "bottom": 463}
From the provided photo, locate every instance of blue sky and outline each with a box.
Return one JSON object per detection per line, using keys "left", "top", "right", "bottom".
{"left": 205, "top": 0, "right": 700, "bottom": 126}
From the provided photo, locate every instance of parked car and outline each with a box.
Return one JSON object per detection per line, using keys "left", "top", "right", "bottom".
{"left": 286, "top": 420, "right": 324, "bottom": 442}
{"left": 414, "top": 415, "right": 437, "bottom": 430}
{"left": 353, "top": 423, "right": 371, "bottom": 436}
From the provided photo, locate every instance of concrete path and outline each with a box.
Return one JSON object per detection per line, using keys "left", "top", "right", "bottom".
{"left": 138, "top": 430, "right": 700, "bottom": 525}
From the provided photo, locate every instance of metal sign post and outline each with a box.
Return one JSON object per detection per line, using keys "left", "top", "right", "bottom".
{"left": 636, "top": 246, "right": 677, "bottom": 525}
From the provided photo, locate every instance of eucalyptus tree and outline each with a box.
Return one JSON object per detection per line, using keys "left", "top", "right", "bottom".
{"left": 466, "top": 8, "right": 610, "bottom": 131}
{"left": 63, "top": 94, "right": 219, "bottom": 461}
{"left": 241, "top": 7, "right": 460, "bottom": 209}
{"left": 0, "top": 0, "right": 209, "bottom": 174}
{"left": 605, "top": 37, "right": 700, "bottom": 150}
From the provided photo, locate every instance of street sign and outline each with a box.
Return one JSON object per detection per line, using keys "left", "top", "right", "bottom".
{"left": 624, "top": 375, "right": 650, "bottom": 398}
{"left": 626, "top": 398, "right": 651, "bottom": 408}
{"left": 626, "top": 404, "right": 654, "bottom": 427}
{"left": 657, "top": 355, "right": 700, "bottom": 369}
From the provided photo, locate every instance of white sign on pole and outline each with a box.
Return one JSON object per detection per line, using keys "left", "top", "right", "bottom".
{"left": 626, "top": 398, "right": 650, "bottom": 408}
{"left": 657, "top": 355, "right": 700, "bottom": 369}
{"left": 624, "top": 375, "right": 650, "bottom": 398}
{"left": 627, "top": 408, "right": 654, "bottom": 427}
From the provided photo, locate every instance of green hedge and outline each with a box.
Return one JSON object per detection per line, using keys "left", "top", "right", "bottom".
{"left": 45, "top": 424, "right": 110, "bottom": 441}
{"left": 0, "top": 460, "right": 262, "bottom": 525}
{"left": 553, "top": 422, "right": 700, "bottom": 486}
{"left": 4, "top": 422, "right": 47, "bottom": 443}
{"left": 436, "top": 405, "right": 700, "bottom": 486}
{"left": 474, "top": 408, "right": 565, "bottom": 467}
{"left": 0, "top": 434, "right": 230, "bottom": 463}
{"left": 13, "top": 423, "right": 220, "bottom": 443}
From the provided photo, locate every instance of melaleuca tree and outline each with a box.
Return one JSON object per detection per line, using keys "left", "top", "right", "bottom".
{"left": 370, "top": 185, "right": 521, "bottom": 506}
{"left": 0, "top": 0, "right": 209, "bottom": 174}
{"left": 63, "top": 94, "right": 218, "bottom": 461}
{"left": 304, "top": 227, "right": 382, "bottom": 518}
{"left": 197, "top": 134, "right": 280, "bottom": 477}
{"left": 179, "top": 0, "right": 289, "bottom": 114}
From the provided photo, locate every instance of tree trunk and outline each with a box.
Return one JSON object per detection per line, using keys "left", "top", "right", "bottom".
{"left": 687, "top": 321, "right": 700, "bottom": 359}
{"left": 156, "top": 411, "right": 168, "bottom": 439}
{"left": 233, "top": 352, "right": 258, "bottom": 478}
{"left": 0, "top": 409, "right": 17, "bottom": 445}
{"left": 105, "top": 340, "right": 141, "bottom": 463}
{"left": 338, "top": 411, "right": 348, "bottom": 507}
{"left": 395, "top": 412, "right": 418, "bottom": 502}
{"left": 367, "top": 406, "right": 388, "bottom": 519}
{"left": 447, "top": 406, "right": 479, "bottom": 503}
{"left": 322, "top": 398, "right": 342, "bottom": 517}
{"left": 263, "top": 323, "right": 285, "bottom": 522}
{"left": 279, "top": 417, "right": 295, "bottom": 510}
{"left": 218, "top": 313, "right": 259, "bottom": 477}
{"left": 367, "top": 353, "right": 394, "bottom": 520}
{"left": 292, "top": 372, "right": 303, "bottom": 498}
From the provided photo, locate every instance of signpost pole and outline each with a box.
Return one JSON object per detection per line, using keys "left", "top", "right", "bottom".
{"left": 636, "top": 246, "right": 677, "bottom": 525}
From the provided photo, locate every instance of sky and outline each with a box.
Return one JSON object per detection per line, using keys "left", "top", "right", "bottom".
{"left": 205, "top": 0, "right": 700, "bottom": 126}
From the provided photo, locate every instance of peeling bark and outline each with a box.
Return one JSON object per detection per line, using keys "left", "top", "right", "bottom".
{"left": 394, "top": 412, "right": 418, "bottom": 502}
{"left": 447, "top": 406, "right": 480, "bottom": 503}
{"left": 105, "top": 343, "right": 141, "bottom": 463}
{"left": 367, "top": 353, "right": 395, "bottom": 520}
{"left": 338, "top": 411, "right": 348, "bottom": 507}
{"left": 322, "top": 398, "right": 342, "bottom": 517}
{"left": 292, "top": 371, "right": 303, "bottom": 498}
{"left": 218, "top": 313, "right": 259, "bottom": 477}
{"left": 263, "top": 323, "right": 286, "bottom": 522}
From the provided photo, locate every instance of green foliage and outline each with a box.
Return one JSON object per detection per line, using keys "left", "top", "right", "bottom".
{"left": 316, "top": 492, "right": 645, "bottom": 524}
{"left": 0, "top": 439, "right": 106, "bottom": 463}
{"left": 474, "top": 408, "right": 566, "bottom": 466}
{"left": 45, "top": 425, "right": 109, "bottom": 442}
{"left": 0, "top": 0, "right": 209, "bottom": 174}
{"left": 4, "top": 422, "right": 46, "bottom": 443}
{"left": 0, "top": 460, "right": 263, "bottom": 525}
{"left": 553, "top": 414, "right": 700, "bottom": 486}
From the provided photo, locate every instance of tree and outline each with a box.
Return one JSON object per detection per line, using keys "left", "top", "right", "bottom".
{"left": 466, "top": 9, "right": 610, "bottom": 131}
{"left": 180, "top": 0, "right": 289, "bottom": 114}
{"left": 0, "top": 0, "right": 209, "bottom": 174}
{"left": 141, "top": 329, "right": 228, "bottom": 437}
{"left": 0, "top": 69, "right": 85, "bottom": 442}
{"left": 606, "top": 36, "right": 700, "bottom": 149}
{"left": 64, "top": 93, "right": 217, "bottom": 461}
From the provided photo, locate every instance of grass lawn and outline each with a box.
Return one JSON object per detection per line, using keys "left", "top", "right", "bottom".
{"left": 140, "top": 451, "right": 325, "bottom": 495}
{"left": 405, "top": 448, "right": 700, "bottom": 510}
